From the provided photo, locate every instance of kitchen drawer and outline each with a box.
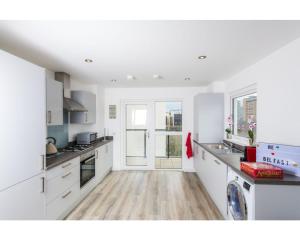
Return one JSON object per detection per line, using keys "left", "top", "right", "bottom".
{"left": 46, "top": 157, "right": 79, "bottom": 180}
{"left": 46, "top": 182, "right": 80, "bottom": 220}
{"left": 46, "top": 164, "right": 80, "bottom": 204}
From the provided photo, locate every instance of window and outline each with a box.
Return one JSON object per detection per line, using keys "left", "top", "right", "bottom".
{"left": 232, "top": 92, "right": 257, "bottom": 138}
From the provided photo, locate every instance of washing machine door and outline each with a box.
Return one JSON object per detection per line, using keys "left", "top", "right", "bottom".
{"left": 227, "top": 181, "right": 248, "bottom": 220}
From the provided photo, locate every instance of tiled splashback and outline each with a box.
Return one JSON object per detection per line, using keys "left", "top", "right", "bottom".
{"left": 47, "top": 111, "right": 69, "bottom": 148}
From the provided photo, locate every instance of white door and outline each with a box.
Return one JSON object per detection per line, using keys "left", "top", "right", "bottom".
{"left": 0, "top": 50, "right": 46, "bottom": 191}
{"left": 123, "top": 102, "right": 152, "bottom": 169}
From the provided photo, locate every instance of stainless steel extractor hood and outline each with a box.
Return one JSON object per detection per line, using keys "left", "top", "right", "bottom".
{"left": 63, "top": 97, "right": 87, "bottom": 112}
{"left": 55, "top": 72, "right": 87, "bottom": 112}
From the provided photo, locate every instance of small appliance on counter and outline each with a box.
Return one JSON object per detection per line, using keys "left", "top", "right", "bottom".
{"left": 46, "top": 137, "right": 58, "bottom": 155}
{"left": 241, "top": 162, "right": 283, "bottom": 179}
{"left": 241, "top": 146, "right": 256, "bottom": 162}
{"left": 76, "top": 132, "right": 97, "bottom": 145}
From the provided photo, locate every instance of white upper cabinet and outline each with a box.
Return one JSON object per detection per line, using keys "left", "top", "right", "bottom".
{"left": 70, "top": 91, "right": 96, "bottom": 124}
{"left": 193, "top": 93, "right": 224, "bottom": 143}
{"left": 46, "top": 70, "right": 63, "bottom": 126}
{"left": 0, "top": 50, "right": 46, "bottom": 191}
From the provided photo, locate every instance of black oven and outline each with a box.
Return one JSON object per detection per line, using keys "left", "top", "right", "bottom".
{"left": 80, "top": 150, "right": 95, "bottom": 188}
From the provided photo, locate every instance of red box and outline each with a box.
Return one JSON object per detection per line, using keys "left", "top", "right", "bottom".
{"left": 240, "top": 162, "right": 283, "bottom": 179}
{"left": 245, "top": 146, "right": 256, "bottom": 162}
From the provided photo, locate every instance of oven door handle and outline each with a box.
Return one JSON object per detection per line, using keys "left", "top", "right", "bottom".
{"left": 83, "top": 156, "right": 95, "bottom": 164}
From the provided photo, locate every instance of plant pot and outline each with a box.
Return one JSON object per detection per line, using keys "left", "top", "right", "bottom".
{"left": 227, "top": 133, "right": 232, "bottom": 139}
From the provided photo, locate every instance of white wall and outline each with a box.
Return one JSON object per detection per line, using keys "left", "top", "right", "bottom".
{"left": 104, "top": 87, "right": 205, "bottom": 171}
{"left": 224, "top": 37, "right": 300, "bottom": 146}
{"left": 68, "top": 80, "right": 105, "bottom": 141}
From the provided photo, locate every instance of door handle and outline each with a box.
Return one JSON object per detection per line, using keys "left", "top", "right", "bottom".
{"left": 41, "top": 177, "right": 45, "bottom": 193}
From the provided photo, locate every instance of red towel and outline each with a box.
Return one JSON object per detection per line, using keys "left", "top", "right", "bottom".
{"left": 185, "top": 132, "right": 193, "bottom": 159}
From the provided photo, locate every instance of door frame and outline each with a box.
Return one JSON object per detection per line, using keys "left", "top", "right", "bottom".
{"left": 121, "top": 100, "right": 154, "bottom": 170}
{"left": 120, "top": 98, "right": 184, "bottom": 171}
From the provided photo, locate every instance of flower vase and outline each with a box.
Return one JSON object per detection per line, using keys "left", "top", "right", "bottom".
{"left": 227, "top": 133, "right": 232, "bottom": 139}
{"left": 249, "top": 138, "right": 254, "bottom": 146}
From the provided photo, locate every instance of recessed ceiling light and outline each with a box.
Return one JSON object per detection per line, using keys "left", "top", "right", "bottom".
{"left": 84, "top": 59, "right": 93, "bottom": 63}
{"left": 153, "top": 74, "right": 162, "bottom": 79}
{"left": 198, "top": 56, "right": 207, "bottom": 60}
{"left": 111, "top": 79, "right": 117, "bottom": 83}
{"left": 184, "top": 77, "right": 191, "bottom": 81}
{"left": 127, "top": 75, "right": 136, "bottom": 80}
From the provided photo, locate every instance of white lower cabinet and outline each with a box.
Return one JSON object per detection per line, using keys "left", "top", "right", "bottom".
{"left": 46, "top": 163, "right": 80, "bottom": 204}
{"left": 206, "top": 156, "right": 227, "bottom": 218}
{"left": 193, "top": 143, "right": 200, "bottom": 172}
{"left": 0, "top": 173, "right": 46, "bottom": 220}
{"left": 104, "top": 142, "right": 113, "bottom": 171}
{"left": 46, "top": 183, "right": 80, "bottom": 220}
{"left": 46, "top": 157, "right": 80, "bottom": 219}
{"left": 194, "top": 145, "right": 228, "bottom": 219}
{"left": 45, "top": 142, "right": 113, "bottom": 219}
{"left": 95, "top": 142, "right": 113, "bottom": 184}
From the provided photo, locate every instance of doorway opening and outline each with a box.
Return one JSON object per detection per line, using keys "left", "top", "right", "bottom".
{"left": 123, "top": 100, "right": 182, "bottom": 170}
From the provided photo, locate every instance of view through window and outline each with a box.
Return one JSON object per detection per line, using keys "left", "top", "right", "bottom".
{"left": 232, "top": 93, "right": 257, "bottom": 138}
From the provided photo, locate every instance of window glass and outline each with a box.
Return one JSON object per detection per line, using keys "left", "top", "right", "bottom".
{"left": 155, "top": 101, "right": 182, "bottom": 169}
{"left": 232, "top": 93, "right": 257, "bottom": 138}
{"left": 155, "top": 102, "right": 182, "bottom": 131}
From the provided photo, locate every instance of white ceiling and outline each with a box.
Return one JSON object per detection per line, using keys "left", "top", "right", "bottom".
{"left": 1, "top": 21, "right": 300, "bottom": 87}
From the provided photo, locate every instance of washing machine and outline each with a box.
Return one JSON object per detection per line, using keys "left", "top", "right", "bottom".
{"left": 227, "top": 167, "right": 255, "bottom": 220}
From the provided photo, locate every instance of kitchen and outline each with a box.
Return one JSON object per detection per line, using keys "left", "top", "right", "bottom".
{"left": 1, "top": 19, "right": 300, "bottom": 224}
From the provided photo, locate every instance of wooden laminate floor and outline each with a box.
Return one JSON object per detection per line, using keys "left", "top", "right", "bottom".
{"left": 67, "top": 171, "right": 223, "bottom": 220}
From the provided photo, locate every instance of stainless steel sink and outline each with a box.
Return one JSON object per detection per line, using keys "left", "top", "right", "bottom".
{"left": 204, "top": 143, "right": 243, "bottom": 155}
{"left": 205, "top": 143, "right": 227, "bottom": 149}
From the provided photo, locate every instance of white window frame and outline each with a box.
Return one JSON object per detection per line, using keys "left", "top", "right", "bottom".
{"left": 229, "top": 84, "right": 257, "bottom": 146}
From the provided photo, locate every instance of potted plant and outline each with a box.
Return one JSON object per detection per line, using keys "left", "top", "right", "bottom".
{"left": 225, "top": 128, "right": 232, "bottom": 139}
{"left": 225, "top": 115, "right": 233, "bottom": 139}
{"left": 248, "top": 117, "right": 256, "bottom": 145}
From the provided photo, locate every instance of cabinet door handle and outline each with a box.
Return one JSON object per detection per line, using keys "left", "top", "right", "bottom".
{"left": 96, "top": 150, "right": 99, "bottom": 159}
{"left": 41, "top": 154, "right": 45, "bottom": 170}
{"left": 41, "top": 177, "right": 45, "bottom": 193}
{"left": 62, "top": 191, "right": 72, "bottom": 199}
{"left": 62, "top": 162, "right": 71, "bottom": 168}
{"left": 85, "top": 112, "right": 88, "bottom": 123}
{"left": 214, "top": 159, "right": 221, "bottom": 165}
{"left": 62, "top": 172, "right": 72, "bottom": 179}
{"left": 48, "top": 111, "right": 52, "bottom": 124}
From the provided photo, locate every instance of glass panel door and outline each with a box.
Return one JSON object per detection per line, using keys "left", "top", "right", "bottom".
{"left": 126, "top": 104, "right": 149, "bottom": 166}
{"left": 155, "top": 101, "right": 182, "bottom": 169}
